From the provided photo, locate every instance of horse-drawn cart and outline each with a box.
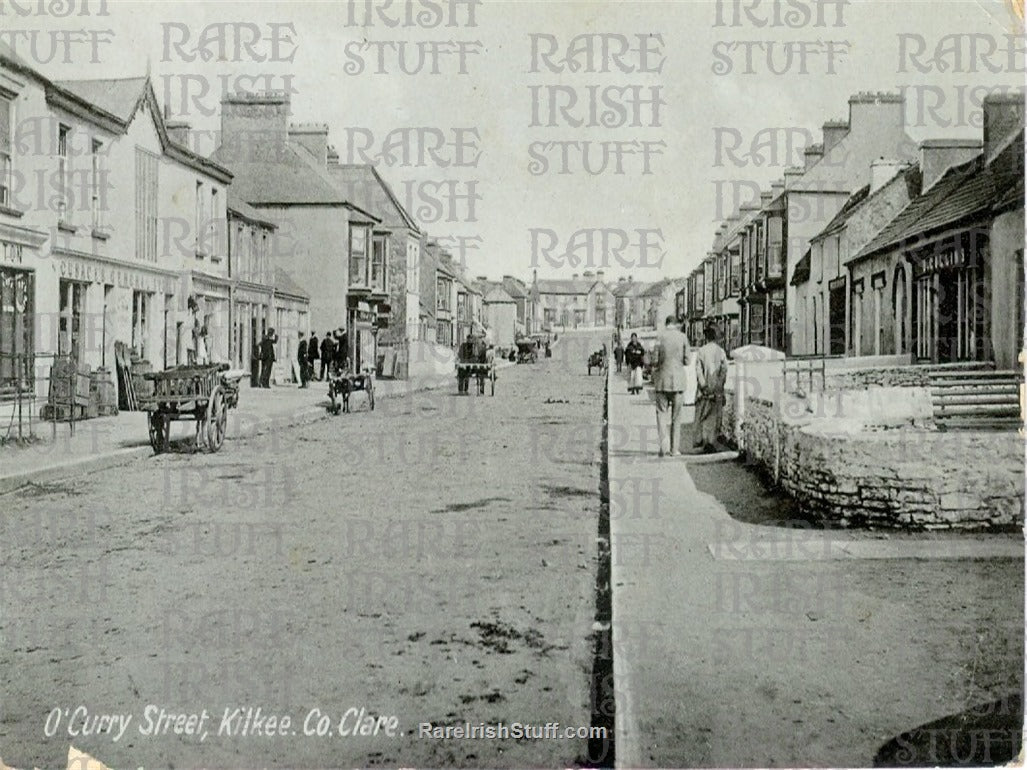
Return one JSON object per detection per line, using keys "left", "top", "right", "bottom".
{"left": 515, "top": 338, "right": 538, "bottom": 364}
{"left": 456, "top": 360, "right": 496, "bottom": 395}
{"left": 328, "top": 370, "right": 375, "bottom": 414}
{"left": 139, "top": 363, "right": 243, "bottom": 454}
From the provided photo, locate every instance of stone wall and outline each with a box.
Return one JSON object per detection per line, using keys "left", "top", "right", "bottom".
{"left": 780, "top": 425, "right": 1024, "bottom": 530}
{"left": 822, "top": 366, "right": 931, "bottom": 391}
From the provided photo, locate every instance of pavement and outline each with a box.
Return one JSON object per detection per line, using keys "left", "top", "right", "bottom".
{"left": 607, "top": 369, "right": 1024, "bottom": 767}
{"left": 0, "top": 363, "right": 512, "bottom": 496}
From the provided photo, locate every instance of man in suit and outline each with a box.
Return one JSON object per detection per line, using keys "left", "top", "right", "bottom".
{"left": 695, "top": 324, "right": 728, "bottom": 453}
{"left": 320, "top": 332, "right": 335, "bottom": 379}
{"left": 258, "top": 329, "right": 277, "bottom": 388}
{"left": 297, "top": 332, "right": 309, "bottom": 388}
{"left": 308, "top": 331, "right": 319, "bottom": 380}
{"left": 651, "top": 314, "right": 691, "bottom": 457}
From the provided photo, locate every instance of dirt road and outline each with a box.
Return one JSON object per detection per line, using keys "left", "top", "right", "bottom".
{"left": 0, "top": 335, "right": 608, "bottom": 769}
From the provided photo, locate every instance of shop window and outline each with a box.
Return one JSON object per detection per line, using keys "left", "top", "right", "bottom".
{"left": 0, "top": 95, "right": 11, "bottom": 208}
{"left": 59, "top": 279, "right": 85, "bottom": 363}
{"left": 0, "top": 266, "right": 33, "bottom": 395}
{"left": 131, "top": 290, "right": 150, "bottom": 359}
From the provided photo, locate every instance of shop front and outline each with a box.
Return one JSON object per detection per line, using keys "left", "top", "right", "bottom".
{"left": 231, "top": 284, "right": 273, "bottom": 376}
{"left": 910, "top": 231, "right": 988, "bottom": 364}
{"left": 0, "top": 226, "right": 46, "bottom": 402}
{"left": 187, "top": 272, "right": 232, "bottom": 365}
{"left": 51, "top": 250, "right": 178, "bottom": 391}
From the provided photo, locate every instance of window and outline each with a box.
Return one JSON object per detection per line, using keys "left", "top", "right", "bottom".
{"left": 195, "top": 181, "right": 205, "bottom": 257}
{"left": 135, "top": 148, "right": 158, "bottom": 261}
{"left": 349, "top": 225, "right": 368, "bottom": 286}
{"left": 57, "top": 124, "right": 70, "bottom": 223}
{"left": 371, "top": 233, "right": 386, "bottom": 291}
{"left": 0, "top": 266, "right": 33, "bottom": 395}
{"left": 131, "top": 290, "right": 150, "bottom": 359}
{"left": 59, "top": 279, "right": 85, "bottom": 362}
{"left": 436, "top": 278, "right": 450, "bottom": 311}
{"left": 209, "top": 187, "right": 219, "bottom": 259}
{"left": 90, "top": 138, "right": 104, "bottom": 230}
{"left": 0, "top": 95, "right": 11, "bottom": 208}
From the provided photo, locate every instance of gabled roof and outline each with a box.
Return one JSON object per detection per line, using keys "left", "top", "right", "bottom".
{"left": 813, "top": 184, "right": 871, "bottom": 241}
{"left": 612, "top": 280, "right": 652, "bottom": 298}
{"left": 53, "top": 77, "right": 148, "bottom": 123}
{"left": 484, "top": 286, "right": 516, "bottom": 303}
{"left": 501, "top": 276, "right": 528, "bottom": 299}
{"left": 641, "top": 278, "right": 684, "bottom": 298}
{"left": 325, "top": 163, "right": 420, "bottom": 233}
{"left": 273, "top": 268, "right": 309, "bottom": 299}
{"left": 50, "top": 76, "right": 232, "bottom": 183}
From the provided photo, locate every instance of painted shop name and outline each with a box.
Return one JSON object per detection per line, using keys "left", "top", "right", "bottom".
{"left": 59, "top": 258, "right": 175, "bottom": 293}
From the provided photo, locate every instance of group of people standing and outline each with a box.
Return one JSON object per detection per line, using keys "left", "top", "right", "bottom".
{"left": 295, "top": 329, "right": 350, "bottom": 388}
{"left": 614, "top": 319, "right": 728, "bottom": 456}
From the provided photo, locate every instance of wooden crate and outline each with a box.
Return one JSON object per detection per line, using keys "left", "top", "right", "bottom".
{"left": 41, "top": 403, "right": 86, "bottom": 421}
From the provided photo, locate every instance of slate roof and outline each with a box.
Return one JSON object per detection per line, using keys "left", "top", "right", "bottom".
{"left": 641, "top": 278, "right": 684, "bottom": 298}
{"left": 484, "top": 286, "right": 516, "bottom": 304}
{"left": 790, "top": 249, "right": 812, "bottom": 286}
{"left": 325, "top": 163, "right": 419, "bottom": 232}
{"left": 212, "top": 141, "right": 354, "bottom": 207}
{"left": 535, "top": 279, "right": 600, "bottom": 295}
{"left": 53, "top": 77, "right": 148, "bottom": 122}
{"left": 501, "top": 276, "right": 528, "bottom": 299}
{"left": 813, "top": 184, "right": 872, "bottom": 241}
{"left": 227, "top": 193, "right": 278, "bottom": 229}
{"left": 850, "top": 128, "right": 1023, "bottom": 263}
{"left": 273, "top": 268, "right": 309, "bottom": 299}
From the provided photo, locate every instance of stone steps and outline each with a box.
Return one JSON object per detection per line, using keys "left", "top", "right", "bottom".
{"left": 928, "top": 369, "right": 1022, "bottom": 430}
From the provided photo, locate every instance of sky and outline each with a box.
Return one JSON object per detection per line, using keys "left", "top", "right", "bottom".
{"left": 7, "top": 0, "right": 1025, "bottom": 283}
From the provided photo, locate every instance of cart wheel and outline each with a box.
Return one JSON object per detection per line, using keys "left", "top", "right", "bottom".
{"left": 147, "top": 411, "right": 168, "bottom": 454}
{"left": 206, "top": 387, "right": 227, "bottom": 452}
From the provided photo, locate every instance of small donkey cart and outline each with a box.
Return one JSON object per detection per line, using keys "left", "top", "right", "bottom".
{"left": 328, "top": 370, "right": 375, "bottom": 414}
{"left": 139, "top": 363, "right": 242, "bottom": 454}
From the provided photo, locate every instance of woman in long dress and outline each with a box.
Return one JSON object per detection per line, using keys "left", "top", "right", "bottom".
{"left": 624, "top": 333, "right": 646, "bottom": 394}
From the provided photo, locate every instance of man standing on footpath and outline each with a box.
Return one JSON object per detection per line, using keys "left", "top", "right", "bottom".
{"left": 259, "top": 329, "right": 278, "bottom": 388}
{"left": 297, "top": 332, "right": 309, "bottom": 388}
{"left": 651, "top": 314, "right": 691, "bottom": 457}
{"left": 695, "top": 324, "right": 728, "bottom": 454}
{"left": 308, "top": 330, "right": 320, "bottom": 381}
{"left": 320, "top": 331, "right": 335, "bottom": 380}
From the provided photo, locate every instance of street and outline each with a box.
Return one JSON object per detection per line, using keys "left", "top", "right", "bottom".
{"left": 0, "top": 334, "right": 608, "bottom": 769}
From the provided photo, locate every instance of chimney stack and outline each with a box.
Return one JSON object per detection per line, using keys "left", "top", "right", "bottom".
{"left": 821, "top": 120, "right": 849, "bottom": 154}
{"left": 919, "top": 139, "right": 983, "bottom": 192}
{"left": 327, "top": 145, "right": 340, "bottom": 166}
{"left": 803, "top": 142, "right": 824, "bottom": 171}
{"left": 596, "top": 269, "right": 605, "bottom": 282}
{"left": 290, "top": 123, "right": 330, "bottom": 166}
{"left": 847, "top": 91, "right": 904, "bottom": 135}
{"left": 572, "top": 273, "right": 579, "bottom": 281}
{"left": 870, "top": 158, "right": 910, "bottom": 194}
{"left": 783, "top": 166, "right": 804, "bottom": 188}
{"left": 983, "top": 90, "right": 1026, "bottom": 162}
{"left": 220, "top": 89, "right": 291, "bottom": 157}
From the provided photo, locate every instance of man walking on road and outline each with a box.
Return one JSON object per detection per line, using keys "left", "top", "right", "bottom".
{"left": 695, "top": 324, "right": 728, "bottom": 453}
{"left": 651, "top": 314, "right": 691, "bottom": 457}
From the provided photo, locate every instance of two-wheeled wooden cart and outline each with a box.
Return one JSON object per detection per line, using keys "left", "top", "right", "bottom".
{"left": 456, "top": 360, "right": 496, "bottom": 395}
{"left": 328, "top": 370, "right": 375, "bottom": 414}
{"left": 139, "top": 363, "right": 242, "bottom": 454}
